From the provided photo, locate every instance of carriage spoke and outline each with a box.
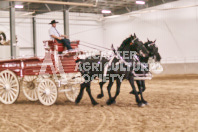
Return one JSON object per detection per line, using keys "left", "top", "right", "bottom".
{"left": 11, "top": 88, "right": 18, "bottom": 92}
{"left": 1, "top": 75, "right": 6, "bottom": 84}
{"left": 9, "top": 91, "right": 14, "bottom": 101}
{"left": 6, "top": 73, "right": 10, "bottom": 83}
{"left": 0, "top": 77, "right": 5, "bottom": 83}
{"left": 3, "top": 73, "right": 7, "bottom": 82}
{"left": 2, "top": 91, "right": 6, "bottom": 99}
{"left": 4, "top": 92, "right": 8, "bottom": 101}
{"left": 0, "top": 83, "right": 4, "bottom": 86}
{"left": 7, "top": 92, "right": 11, "bottom": 103}
{"left": 10, "top": 90, "right": 15, "bottom": 99}
{"left": 0, "top": 90, "right": 4, "bottom": 95}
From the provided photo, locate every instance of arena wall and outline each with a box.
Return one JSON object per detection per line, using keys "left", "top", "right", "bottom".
{"left": 0, "top": 0, "right": 197, "bottom": 74}
{"left": 161, "top": 63, "right": 198, "bottom": 75}
{"left": 0, "top": 11, "right": 104, "bottom": 57}
{"left": 103, "top": 0, "right": 198, "bottom": 64}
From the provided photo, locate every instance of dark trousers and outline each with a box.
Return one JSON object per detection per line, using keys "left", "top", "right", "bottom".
{"left": 56, "top": 38, "right": 72, "bottom": 50}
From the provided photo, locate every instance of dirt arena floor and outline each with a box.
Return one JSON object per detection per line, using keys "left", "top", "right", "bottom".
{"left": 0, "top": 74, "right": 198, "bottom": 132}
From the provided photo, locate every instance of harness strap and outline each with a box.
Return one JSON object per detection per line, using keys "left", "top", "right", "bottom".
{"left": 103, "top": 55, "right": 115, "bottom": 77}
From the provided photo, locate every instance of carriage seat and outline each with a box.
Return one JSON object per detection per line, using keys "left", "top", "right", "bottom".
{"left": 43, "top": 40, "right": 80, "bottom": 53}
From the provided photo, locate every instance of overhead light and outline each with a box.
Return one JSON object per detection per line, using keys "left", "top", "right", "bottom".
{"left": 15, "top": 5, "right": 24, "bottom": 8}
{"left": 101, "top": 10, "right": 111, "bottom": 14}
{"left": 136, "top": 1, "right": 145, "bottom": 5}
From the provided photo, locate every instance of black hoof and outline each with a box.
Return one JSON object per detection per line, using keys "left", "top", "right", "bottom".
{"left": 106, "top": 99, "right": 115, "bottom": 105}
{"left": 143, "top": 101, "right": 148, "bottom": 105}
{"left": 75, "top": 99, "right": 80, "bottom": 104}
{"left": 92, "top": 102, "right": 99, "bottom": 106}
{"left": 112, "top": 100, "right": 116, "bottom": 104}
{"left": 106, "top": 99, "right": 112, "bottom": 105}
{"left": 97, "top": 94, "right": 104, "bottom": 99}
{"left": 75, "top": 97, "right": 81, "bottom": 104}
{"left": 138, "top": 103, "right": 145, "bottom": 107}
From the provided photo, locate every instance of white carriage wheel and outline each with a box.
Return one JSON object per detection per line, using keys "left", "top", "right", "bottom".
{"left": 0, "top": 70, "right": 20, "bottom": 104}
{"left": 22, "top": 76, "right": 38, "bottom": 101}
{"left": 37, "top": 78, "right": 57, "bottom": 106}
{"left": 65, "top": 84, "right": 80, "bottom": 102}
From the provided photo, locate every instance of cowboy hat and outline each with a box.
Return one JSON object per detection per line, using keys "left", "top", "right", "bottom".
{"left": 49, "top": 20, "right": 59, "bottom": 24}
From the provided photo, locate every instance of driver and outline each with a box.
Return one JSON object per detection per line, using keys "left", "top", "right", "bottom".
{"left": 49, "top": 20, "right": 72, "bottom": 52}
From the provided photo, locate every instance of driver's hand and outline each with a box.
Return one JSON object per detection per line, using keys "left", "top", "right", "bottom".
{"left": 57, "top": 37, "right": 62, "bottom": 40}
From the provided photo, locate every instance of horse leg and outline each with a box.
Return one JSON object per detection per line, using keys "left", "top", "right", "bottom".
{"left": 75, "top": 82, "right": 87, "bottom": 104}
{"left": 97, "top": 81, "right": 106, "bottom": 99}
{"left": 86, "top": 82, "right": 99, "bottom": 105}
{"left": 130, "top": 80, "right": 141, "bottom": 95}
{"left": 106, "top": 78, "right": 114, "bottom": 105}
{"left": 142, "top": 80, "right": 146, "bottom": 92}
{"left": 137, "top": 80, "right": 148, "bottom": 105}
{"left": 128, "top": 76, "right": 144, "bottom": 107}
{"left": 110, "top": 78, "right": 121, "bottom": 104}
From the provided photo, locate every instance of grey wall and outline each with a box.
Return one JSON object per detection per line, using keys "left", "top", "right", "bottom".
{"left": 161, "top": 63, "right": 198, "bottom": 75}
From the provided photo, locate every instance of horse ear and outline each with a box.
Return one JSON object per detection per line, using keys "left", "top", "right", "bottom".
{"left": 111, "top": 44, "right": 114, "bottom": 49}
{"left": 154, "top": 39, "right": 156, "bottom": 43}
{"left": 147, "top": 38, "right": 149, "bottom": 42}
{"left": 134, "top": 33, "right": 136, "bottom": 38}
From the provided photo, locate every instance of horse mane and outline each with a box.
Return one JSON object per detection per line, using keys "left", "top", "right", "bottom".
{"left": 118, "top": 36, "right": 132, "bottom": 51}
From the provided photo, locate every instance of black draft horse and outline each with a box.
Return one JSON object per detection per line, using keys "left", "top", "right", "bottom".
{"left": 97, "top": 39, "right": 162, "bottom": 105}
{"left": 130, "top": 39, "right": 162, "bottom": 95}
{"left": 75, "top": 34, "right": 149, "bottom": 106}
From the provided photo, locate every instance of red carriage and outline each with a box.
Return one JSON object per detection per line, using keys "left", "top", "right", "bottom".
{"left": 0, "top": 40, "right": 83, "bottom": 105}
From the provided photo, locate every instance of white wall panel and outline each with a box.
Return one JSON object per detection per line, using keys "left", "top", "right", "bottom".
{"left": 35, "top": 12, "right": 104, "bottom": 57}
{"left": 103, "top": 0, "right": 198, "bottom": 63}
{"left": 1, "top": 0, "right": 198, "bottom": 64}
{"left": 0, "top": 11, "right": 33, "bottom": 57}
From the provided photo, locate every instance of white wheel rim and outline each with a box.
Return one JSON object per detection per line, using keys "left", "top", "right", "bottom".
{"left": 65, "top": 84, "right": 79, "bottom": 102}
{"left": 0, "top": 70, "right": 19, "bottom": 104}
{"left": 22, "top": 76, "right": 38, "bottom": 101}
{"left": 37, "top": 79, "right": 57, "bottom": 106}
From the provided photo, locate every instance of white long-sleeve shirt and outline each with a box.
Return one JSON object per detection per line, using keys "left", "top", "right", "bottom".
{"left": 49, "top": 27, "right": 61, "bottom": 40}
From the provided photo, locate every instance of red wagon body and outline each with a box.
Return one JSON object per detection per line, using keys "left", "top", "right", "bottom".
{"left": 0, "top": 40, "right": 80, "bottom": 77}
{"left": 0, "top": 40, "right": 82, "bottom": 105}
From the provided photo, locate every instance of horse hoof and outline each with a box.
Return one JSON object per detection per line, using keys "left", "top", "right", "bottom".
{"left": 106, "top": 99, "right": 116, "bottom": 105}
{"left": 112, "top": 100, "right": 116, "bottom": 104}
{"left": 75, "top": 97, "right": 81, "bottom": 104}
{"left": 143, "top": 101, "right": 148, "bottom": 105}
{"left": 97, "top": 94, "right": 104, "bottom": 99}
{"left": 106, "top": 100, "right": 112, "bottom": 105}
{"left": 138, "top": 103, "right": 145, "bottom": 107}
{"left": 75, "top": 99, "right": 80, "bottom": 104}
{"left": 92, "top": 102, "right": 99, "bottom": 106}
